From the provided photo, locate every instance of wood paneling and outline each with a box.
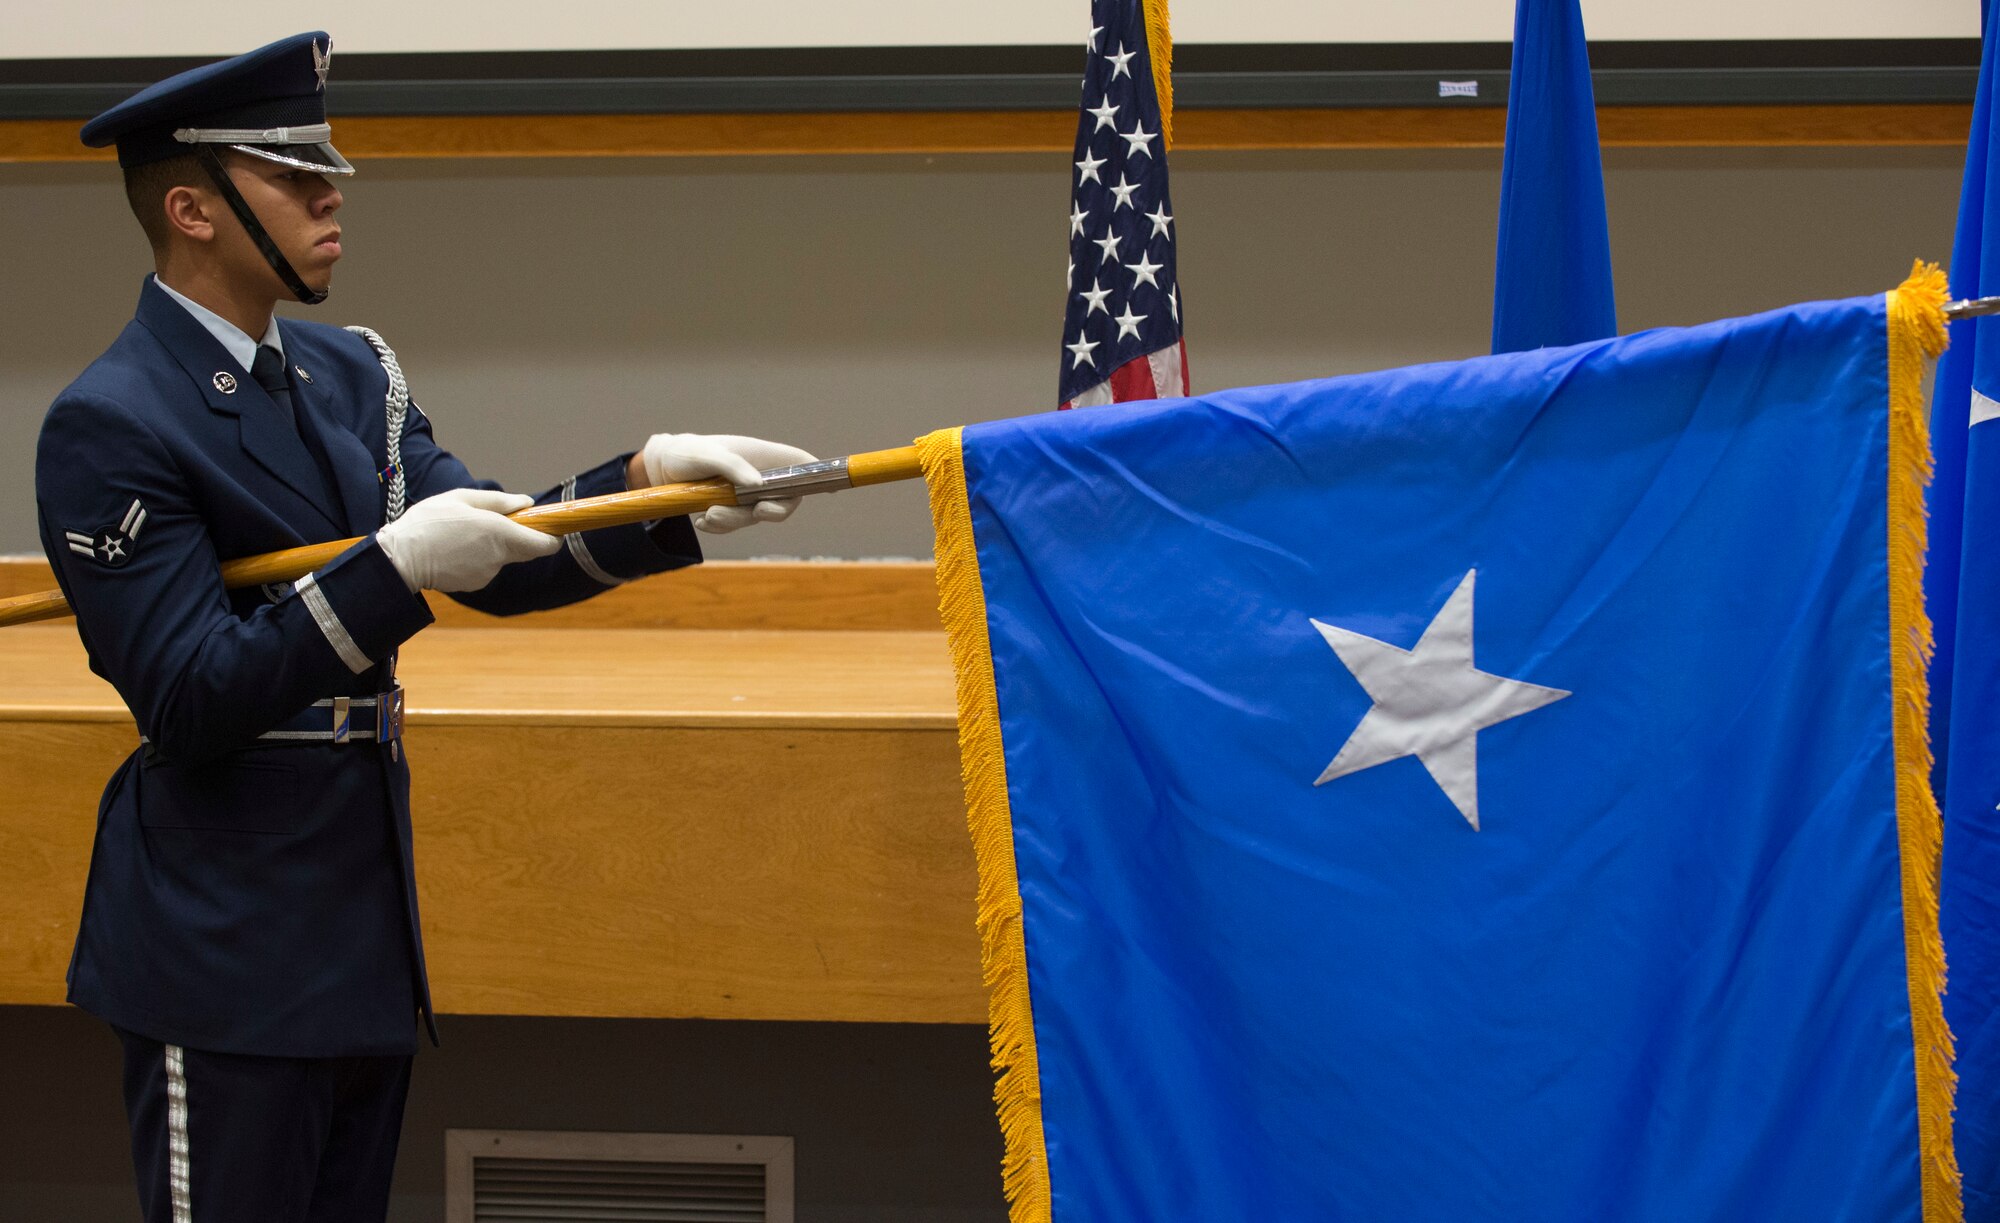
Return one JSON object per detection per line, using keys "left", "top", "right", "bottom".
{"left": 0, "top": 104, "right": 1972, "bottom": 164}
{"left": 0, "top": 722, "right": 138, "bottom": 1005}
{"left": 0, "top": 557, "right": 944, "bottom": 632}
{"left": 411, "top": 722, "right": 978, "bottom": 1022}
{"left": 0, "top": 623, "right": 980, "bottom": 1021}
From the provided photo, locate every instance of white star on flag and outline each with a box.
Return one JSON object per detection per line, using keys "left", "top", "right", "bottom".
{"left": 1107, "top": 43, "right": 1137, "bottom": 79}
{"left": 1113, "top": 304, "right": 1148, "bottom": 340}
{"left": 1094, "top": 227, "right": 1123, "bottom": 264}
{"left": 1067, "top": 330, "right": 1100, "bottom": 369}
{"left": 1146, "top": 203, "right": 1173, "bottom": 239}
{"left": 1077, "top": 150, "right": 1107, "bottom": 185}
{"left": 1109, "top": 174, "right": 1141, "bottom": 210}
{"left": 1310, "top": 570, "right": 1570, "bottom": 830}
{"left": 1128, "top": 252, "right": 1164, "bottom": 289}
{"left": 1079, "top": 278, "right": 1113, "bottom": 316}
{"left": 1087, "top": 99, "right": 1120, "bottom": 132}
{"left": 1121, "top": 122, "right": 1157, "bottom": 158}
{"left": 1069, "top": 202, "right": 1088, "bottom": 238}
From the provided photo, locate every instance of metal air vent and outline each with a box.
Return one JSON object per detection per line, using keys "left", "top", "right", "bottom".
{"left": 446, "top": 1130, "right": 794, "bottom": 1223}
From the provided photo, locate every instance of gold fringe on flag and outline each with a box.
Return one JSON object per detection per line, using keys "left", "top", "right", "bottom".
{"left": 1885, "top": 260, "right": 1962, "bottom": 1223}
{"left": 1141, "top": 0, "right": 1174, "bottom": 150}
{"left": 918, "top": 426, "right": 1052, "bottom": 1223}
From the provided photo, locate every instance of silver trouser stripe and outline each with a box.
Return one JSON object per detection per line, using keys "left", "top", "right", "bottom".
{"left": 561, "top": 476, "right": 623, "bottom": 586}
{"left": 295, "top": 573, "right": 371, "bottom": 674}
{"left": 165, "top": 1043, "right": 193, "bottom": 1223}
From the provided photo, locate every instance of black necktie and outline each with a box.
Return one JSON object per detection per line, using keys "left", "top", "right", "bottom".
{"left": 250, "top": 344, "right": 296, "bottom": 429}
{"left": 251, "top": 344, "right": 342, "bottom": 511}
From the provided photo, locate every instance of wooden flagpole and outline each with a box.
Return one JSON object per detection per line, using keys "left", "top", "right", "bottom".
{"left": 0, "top": 444, "right": 925, "bottom": 629}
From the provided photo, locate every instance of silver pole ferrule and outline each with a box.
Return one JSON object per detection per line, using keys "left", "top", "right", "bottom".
{"left": 734, "top": 456, "right": 853, "bottom": 503}
{"left": 1944, "top": 296, "right": 2000, "bottom": 321}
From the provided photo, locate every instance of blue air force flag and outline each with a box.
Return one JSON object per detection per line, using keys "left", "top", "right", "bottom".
{"left": 921, "top": 273, "right": 1958, "bottom": 1222}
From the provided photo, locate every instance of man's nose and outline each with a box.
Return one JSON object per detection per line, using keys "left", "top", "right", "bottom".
{"left": 314, "top": 180, "right": 343, "bottom": 217}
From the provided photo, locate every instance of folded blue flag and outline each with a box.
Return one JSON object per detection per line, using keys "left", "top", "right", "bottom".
{"left": 921, "top": 273, "right": 1957, "bottom": 1222}
{"left": 1492, "top": 0, "right": 1616, "bottom": 353}
{"left": 1930, "top": 5, "right": 2000, "bottom": 1214}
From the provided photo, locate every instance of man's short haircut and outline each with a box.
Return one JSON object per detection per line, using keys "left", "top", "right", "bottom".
{"left": 122, "top": 153, "right": 204, "bottom": 252}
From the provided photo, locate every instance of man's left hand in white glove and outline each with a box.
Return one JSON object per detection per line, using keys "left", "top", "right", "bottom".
{"left": 627, "top": 433, "right": 819, "bottom": 534}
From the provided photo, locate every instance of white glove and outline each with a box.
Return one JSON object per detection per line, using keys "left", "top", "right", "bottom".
{"left": 375, "top": 488, "right": 563, "bottom": 593}
{"left": 640, "top": 433, "right": 818, "bottom": 534}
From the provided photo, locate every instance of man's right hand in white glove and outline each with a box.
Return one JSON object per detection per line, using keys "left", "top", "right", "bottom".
{"left": 374, "top": 488, "right": 563, "bottom": 594}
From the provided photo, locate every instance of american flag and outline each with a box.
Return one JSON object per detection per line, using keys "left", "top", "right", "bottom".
{"left": 1058, "top": 0, "right": 1187, "bottom": 409}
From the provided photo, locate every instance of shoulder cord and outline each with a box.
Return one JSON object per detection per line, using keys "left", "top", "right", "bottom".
{"left": 343, "top": 326, "right": 410, "bottom": 523}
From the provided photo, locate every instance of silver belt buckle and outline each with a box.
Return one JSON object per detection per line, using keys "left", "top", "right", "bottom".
{"left": 377, "top": 688, "right": 405, "bottom": 743}
{"left": 332, "top": 696, "right": 352, "bottom": 745}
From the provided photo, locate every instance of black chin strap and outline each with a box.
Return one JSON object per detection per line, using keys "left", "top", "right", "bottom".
{"left": 195, "top": 144, "right": 328, "bottom": 307}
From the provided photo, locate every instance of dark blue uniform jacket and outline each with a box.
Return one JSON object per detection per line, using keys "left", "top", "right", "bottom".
{"left": 36, "top": 278, "right": 701, "bottom": 1058}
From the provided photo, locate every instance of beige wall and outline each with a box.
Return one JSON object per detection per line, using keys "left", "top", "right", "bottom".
{"left": 0, "top": 146, "right": 1962, "bottom": 564}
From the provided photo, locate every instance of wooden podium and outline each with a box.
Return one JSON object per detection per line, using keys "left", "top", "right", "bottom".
{"left": 0, "top": 560, "right": 985, "bottom": 1023}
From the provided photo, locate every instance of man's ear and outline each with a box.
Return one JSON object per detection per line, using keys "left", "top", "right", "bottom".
{"left": 162, "top": 184, "right": 216, "bottom": 245}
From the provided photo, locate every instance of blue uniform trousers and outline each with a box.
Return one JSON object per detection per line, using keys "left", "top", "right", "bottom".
{"left": 116, "top": 1025, "right": 411, "bottom": 1221}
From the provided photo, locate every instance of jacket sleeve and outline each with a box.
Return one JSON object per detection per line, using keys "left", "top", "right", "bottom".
{"left": 37, "top": 390, "right": 433, "bottom": 764}
{"left": 391, "top": 398, "right": 703, "bottom": 617}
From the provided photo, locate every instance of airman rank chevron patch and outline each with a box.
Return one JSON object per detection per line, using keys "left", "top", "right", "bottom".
{"left": 66, "top": 498, "right": 147, "bottom": 568}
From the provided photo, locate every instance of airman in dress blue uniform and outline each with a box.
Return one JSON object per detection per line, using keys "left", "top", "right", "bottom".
{"left": 41, "top": 32, "right": 815, "bottom": 1223}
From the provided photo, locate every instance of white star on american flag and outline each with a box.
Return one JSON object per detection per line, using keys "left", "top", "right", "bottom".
{"left": 1057, "top": 0, "right": 1186, "bottom": 411}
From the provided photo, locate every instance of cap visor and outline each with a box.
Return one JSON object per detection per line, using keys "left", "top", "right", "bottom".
{"left": 229, "top": 141, "right": 354, "bottom": 176}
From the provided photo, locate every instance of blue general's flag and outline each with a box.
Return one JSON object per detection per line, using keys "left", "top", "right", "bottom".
{"left": 1492, "top": 0, "right": 1616, "bottom": 353}
{"left": 1059, "top": 0, "right": 1187, "bottom": 408}
{"left": 1933, "top": 3, "right": 2000, "bottom": 1214}
{"left": 922, "top": 275, "right": 1957, "bottom": 1221}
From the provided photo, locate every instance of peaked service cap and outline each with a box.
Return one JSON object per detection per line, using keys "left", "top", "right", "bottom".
{"left": 80, "top": 31, "right": 352, "bottom": 175}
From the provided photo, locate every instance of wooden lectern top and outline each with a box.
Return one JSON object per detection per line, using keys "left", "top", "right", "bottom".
{"left": 0, "top": 625, "right": 955, "bottom": 730}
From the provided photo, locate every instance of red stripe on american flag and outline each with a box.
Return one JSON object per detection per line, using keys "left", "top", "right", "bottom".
{"left": 1109, "top": 357, "right": 1157, "bottom": 401}
{"left": 1060, "top": 341, "right": 1189, "bottom": 410}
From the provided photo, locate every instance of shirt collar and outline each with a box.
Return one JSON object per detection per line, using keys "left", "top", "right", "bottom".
{"left": 152, "top": 275, "right": 283, "bottom": 374}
